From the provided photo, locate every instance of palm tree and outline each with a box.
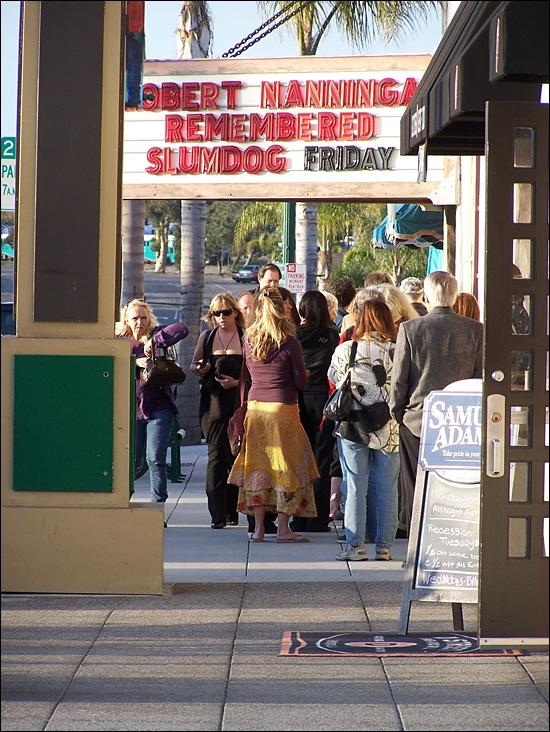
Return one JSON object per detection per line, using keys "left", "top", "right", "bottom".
{"left": 120, "top": 199, "right": 145, "bottom": 308}
{"left": 145, "top": 200, "right": 180, "bottom": 273}
{"left": 260, "top": 0, "right": 440, "bottom": 287}
{"left": 174, "top": 0, "right": 213, "bottom": 444}
{"left": 317, "top": 202, "right": 356, "bottom": 282}
{"left": 233, "top": 201, "right": 283, "bottom": 263}
{"left": 262, "top": 1, "right": 438, "bottom": 56}
{"left": 295, "top": 202, "right": 318, "bottom": 290}
{"left": 234, "top": 199, "right": 360, "bottom": 285}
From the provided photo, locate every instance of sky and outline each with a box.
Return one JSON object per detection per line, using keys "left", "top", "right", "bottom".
{"left": 1, "top": 0, "right": 443, "bottom": 137}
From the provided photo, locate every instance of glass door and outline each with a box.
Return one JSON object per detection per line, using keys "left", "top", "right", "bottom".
{"left": 480, "top": 101, "right": 548, "bottom": 643}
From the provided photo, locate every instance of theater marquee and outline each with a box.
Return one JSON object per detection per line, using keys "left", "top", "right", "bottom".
{"left": 122, "top": 55, "right": 443, "bottom": 201}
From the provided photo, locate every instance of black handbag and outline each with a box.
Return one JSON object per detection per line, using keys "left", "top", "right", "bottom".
{"left": 331, "top": 340, "right": 391, "bottom": 445}
{"left": 335, "top": 401, "right": 391, "bottom": 445}
{"left": 323, "top": 342, "right": 358, "bottom": 421}
{"left": 140, "top": 342, "right": 186, "bottom": 388}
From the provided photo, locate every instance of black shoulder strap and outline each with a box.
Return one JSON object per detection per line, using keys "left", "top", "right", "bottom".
{"left": 203, "top": 327, "right": 218, "bottom": 360}
{"left": 348, "top": 340, "right": 358, "bottom": 367}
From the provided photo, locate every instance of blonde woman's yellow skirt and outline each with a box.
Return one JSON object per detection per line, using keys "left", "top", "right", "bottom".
{"left": 228, "top": 401, "right": 319, "bottom": 517}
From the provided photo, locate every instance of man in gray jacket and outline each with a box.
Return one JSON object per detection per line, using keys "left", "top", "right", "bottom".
{"left": 390, "top": 271, "right": 483, "bottom": 535}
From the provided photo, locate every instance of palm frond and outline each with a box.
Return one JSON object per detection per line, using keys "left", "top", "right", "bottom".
{"left": 259, "top": 1, "right": 441, "bottom": 54}
{"left": 233, "top": 201, "right": 283, "bottom": 248}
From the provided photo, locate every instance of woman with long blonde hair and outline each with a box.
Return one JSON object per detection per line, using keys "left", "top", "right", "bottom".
{"left": 116, "top": 299, "right": 189, "bottom": 506}
{"left": 376, "top": 283, "right": 419, "bottom": 329}
{"left": 228, "top": 287, "right": 319, "bottom": 543}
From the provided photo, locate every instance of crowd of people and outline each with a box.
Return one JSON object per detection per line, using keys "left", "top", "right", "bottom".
{"left": 120, "top": 265, "right": 483, "bottom": 559}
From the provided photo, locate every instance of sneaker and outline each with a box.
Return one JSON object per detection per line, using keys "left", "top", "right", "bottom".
{"left": 375, "top": 546, "right": 392, "bottom": 561}
{"left": 336, "top": 544, "right": 368, "bottom": 561}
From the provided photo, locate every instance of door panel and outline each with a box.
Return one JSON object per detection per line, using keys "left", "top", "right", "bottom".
{"left": 480, "top": 101, "right": 548, "bottom": 643}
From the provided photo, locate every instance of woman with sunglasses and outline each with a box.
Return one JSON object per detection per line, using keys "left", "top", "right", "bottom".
{"left": 228, "top": 287, "right": 319, "bottom": 543}
{"left": 191, "top": 293, "right": 245, "bottom": 529}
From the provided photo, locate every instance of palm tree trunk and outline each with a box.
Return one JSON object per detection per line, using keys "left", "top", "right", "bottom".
{"left": 154, "top": 224, "right": 167, "bottom": 273}
{"left": 295, "top": 202, "right": 318, "bottom": 291}
{"left": 175, "top": 199, "right": 206, "bottom": 444}
{"left": 174, "top": 1, "right": 212, "bottom": 444}
{"left": 120, "top": 199, "right": 145, "bottom": 307}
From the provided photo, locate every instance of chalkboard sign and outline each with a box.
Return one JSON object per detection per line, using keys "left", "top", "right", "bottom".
{"left": 398, "top": 380, "right": 482, "bottom": 634}
{"left": 414, "top": 473, "right": 479, "bottom": 592}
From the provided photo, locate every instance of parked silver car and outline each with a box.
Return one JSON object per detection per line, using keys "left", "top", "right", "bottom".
{"left": 231, "top": 264, "right": 259, "bottom": 283}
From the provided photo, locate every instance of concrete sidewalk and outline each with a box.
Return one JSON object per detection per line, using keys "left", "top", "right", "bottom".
{"left": 1, "top": 444, "right": 548, "bottom": 731}
{"left": 141, "top": 443, "right": 409, "bottom": 585}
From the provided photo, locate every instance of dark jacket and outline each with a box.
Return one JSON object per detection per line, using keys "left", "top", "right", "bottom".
{"left": 411, "top": 301, "right": 428, "bottom": 316}
{"left": 335, "top": 305, "right": 348, "bottom": 329}
{"left": 296, "top": 324, "right": 340, "bottom": 394}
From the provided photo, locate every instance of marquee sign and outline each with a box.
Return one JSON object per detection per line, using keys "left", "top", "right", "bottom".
{"left": 122, "top": 55, "right": 443, "bottom": 200}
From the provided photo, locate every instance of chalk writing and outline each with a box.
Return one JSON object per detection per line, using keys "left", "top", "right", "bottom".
{"left": 414, "top": 474, "right": 480, "bottom": 592}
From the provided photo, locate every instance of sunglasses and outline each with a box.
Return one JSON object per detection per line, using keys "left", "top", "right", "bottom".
{"left": 211, "top": 308, "right": 233, "bottom": 317}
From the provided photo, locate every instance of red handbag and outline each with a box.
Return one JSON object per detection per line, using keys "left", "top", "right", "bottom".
{"left": 227, "top": 360, "right": 248, "bottom": 456}
{"left": 227, "top": 401, "right": 247, "bottom": 456}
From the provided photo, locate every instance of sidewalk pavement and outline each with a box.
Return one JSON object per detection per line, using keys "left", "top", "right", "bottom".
{"left": 2, "top": 443, "right": 548, "bottom": 731}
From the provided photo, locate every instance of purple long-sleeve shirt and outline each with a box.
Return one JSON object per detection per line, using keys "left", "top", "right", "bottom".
{"left": 245, "top": 335, "right": 307, "bottom": 404}
{"left": 129, "top": 322, "right": 189, "bottom": 421}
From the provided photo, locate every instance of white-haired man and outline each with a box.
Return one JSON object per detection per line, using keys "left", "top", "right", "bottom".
{"left": 390, "top": 271, "right": 483, "bottom": 535}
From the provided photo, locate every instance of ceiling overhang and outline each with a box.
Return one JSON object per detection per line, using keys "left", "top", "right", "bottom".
{"left": 400, "top": 1, "right": 548, "bottom": 157}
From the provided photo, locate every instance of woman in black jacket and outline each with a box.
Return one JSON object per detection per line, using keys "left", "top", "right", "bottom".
{"left": 292, "top": 290, "right": 340, "bottom": 532}
{"left": 191, "top": 293, "right": 245, "bottom": 529}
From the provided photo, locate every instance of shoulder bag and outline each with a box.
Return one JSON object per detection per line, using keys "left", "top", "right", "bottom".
{"left": 140, "top": 341, "right": 186, "bottom": 388}
{"left": 333, "top": 341, "right": 391, "bottom": 445}
{"left": 323, "top": 341, "right": 358, "bottom": 421}
{"left": 227, "top": 355, "right": 248, "bottom": 457}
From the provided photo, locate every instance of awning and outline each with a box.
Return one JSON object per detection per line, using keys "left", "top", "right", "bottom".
{"left": 401, "top": 1, "right": 548, "bottom": 156}
{"left": 372, "top": 204, "right": 443, "bottom": 250}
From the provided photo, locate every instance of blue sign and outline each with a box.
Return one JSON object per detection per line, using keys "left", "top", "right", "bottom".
{"left": 419, "top": 390, "right": 482, "bottom": 470}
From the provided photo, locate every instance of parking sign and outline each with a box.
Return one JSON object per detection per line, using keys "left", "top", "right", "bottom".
{"left": 284, "top": 263, "right": 307, "bottom": 295}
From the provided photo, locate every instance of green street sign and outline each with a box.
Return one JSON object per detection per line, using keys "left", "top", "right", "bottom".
{"left": 1, "top": 136, "right": 16, "bottom": 211}
{"left": 1, "top": 137, "right": 16, "bottom": 159}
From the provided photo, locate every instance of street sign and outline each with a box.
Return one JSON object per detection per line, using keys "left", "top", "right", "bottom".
{"left": 1, "top": 136, "right": 16, "bottom": 211}
{"left": 283, "top": 263, "right": 307, "bottom": 295}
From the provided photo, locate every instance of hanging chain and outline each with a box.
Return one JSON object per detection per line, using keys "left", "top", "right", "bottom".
{"left": 222, "top": 1, "right": 312, "bottom": 58}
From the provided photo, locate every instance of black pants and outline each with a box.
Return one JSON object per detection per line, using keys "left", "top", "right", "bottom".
{"left": 247, "top": 512, "right": 278, "bottom": 534}
{"left": 294, "top": 391, "right": 333, "bottom": 531}
{"left": 397, "top": 422, "right": 421, "bottom": 535}
{"left": 329, "top": 437, "right": 342, "bottom": 479}
{"left": 202, "top": 417, "right": 238, "bottom": 525}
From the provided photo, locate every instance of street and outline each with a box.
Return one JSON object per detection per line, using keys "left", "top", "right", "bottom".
{"left": 143, "top": 263, "right": 247, "bottom": 305}
{"left": 1, "top": 260, "right": 249, "bottom": 317}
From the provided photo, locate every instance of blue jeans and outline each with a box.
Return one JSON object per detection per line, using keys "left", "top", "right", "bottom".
{"left": 135, "top": 409, "right": 173, "bottom": 503}
{"left": 336, "top": 439, "right": 377, "bottom": 540}
{"left": 337, "top": 437, "right": 399, "bottom": 549}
